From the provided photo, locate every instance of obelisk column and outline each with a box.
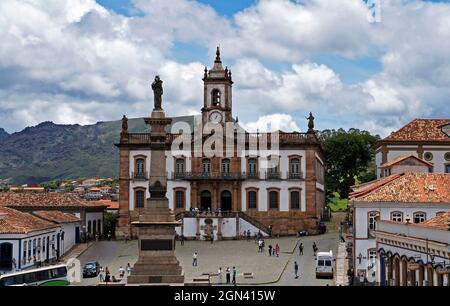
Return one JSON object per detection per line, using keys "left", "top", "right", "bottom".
{"left": 127, "top": 76, "right": 184, "bottom": 285}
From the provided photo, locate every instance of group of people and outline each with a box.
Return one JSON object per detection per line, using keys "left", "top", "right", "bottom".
{"left": 98, "top": 263, "right": 132, "bottom": 283}
{"left": 268, "top": 243, "right": 280, "bottom": 257}
{"left": 217, "top": 266, "right": 237, "bottom": 285}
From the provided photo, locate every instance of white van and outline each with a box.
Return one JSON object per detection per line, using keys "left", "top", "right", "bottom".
{"left": 315, "top": 250, "right": 334, "bottom": 279}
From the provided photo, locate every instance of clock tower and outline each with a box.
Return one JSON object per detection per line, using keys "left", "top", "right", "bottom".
{"left": 202, "top": 47, "right": 233, "bottom": 126}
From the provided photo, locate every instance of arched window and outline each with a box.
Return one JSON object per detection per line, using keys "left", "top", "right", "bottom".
{"left": 368, "top": 211, "right": 379, "bottom": 230}
{"left": 269, "top": 190, "right": 279, "bottom": 209}
{"left": 290, "top": 158, "right": 300, "bottom": 173}
{"left": 248, "top": 158, "right": 257, "bottom": 177}
{"left": 221, "top": 159, "right": 230, "bottom": 174}
{"left": 202, "top": 159, "right": 211, "bottom": 174}
{"left": 247, "top": 190, "right": 257, "bottom": 209}
{"left": 136, "top": 159, "right": 145, "bottom": 174}
{"left": 211, "top": 89, "right": 221, "bottom": 106}
{"left": 290, "top": 190, "right": 300, "bottom": 209}
{"left": 175, "top": 190, "right": 185, "bottom": 209}
{"left": 175, "top": 158, "right": 185, "bottom": 177}
{"left": 135, "top": 190, "right": 145, "bottom": 208}
{"left": 413, "top": 212, "right": 426, "bottom": 224}
{"left": 391, "top": 211, "right": 403, "bottom": 222}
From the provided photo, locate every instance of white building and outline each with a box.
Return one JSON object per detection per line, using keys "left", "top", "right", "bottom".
{"left": 349, "top": 172, "right": 450, "bottom": 284}
{"left": 0, "top": 207, "right": 62, "bottom": 273}
{"left": 374, "top": 119, "right": 450, "bottom": 178}
{"left": 372, "top": 213, "right": 450, "bottom": 286}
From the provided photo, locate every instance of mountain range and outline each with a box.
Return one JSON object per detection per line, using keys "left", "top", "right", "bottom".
{"left": 0, "top": 116, "right": 196, "bottom": 185}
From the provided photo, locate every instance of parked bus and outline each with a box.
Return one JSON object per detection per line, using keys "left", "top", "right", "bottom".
{"left": 0, "top": 264, "right": 69, "bottom": 286}
{"left": 315, "top": 250, "right": 334, "bottom": 279}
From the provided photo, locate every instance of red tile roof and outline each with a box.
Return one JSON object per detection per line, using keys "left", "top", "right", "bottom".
{"left": 350, "top": 173, "right": 450, "bottom": 203}
{"left": 0, "top": 207, "right": 59, "bottom": 234}
{"left": 380, "top": 155, "right": 433, "bottom": 168}
{"left": 90, "top": 199, "right": 119, "bottom": 210}
{"left": 382, "top": 119, "right": 450, "bottom": 142}
{"left": 31, "top": 210, "right": 80, "bottom": 224}
{"left": 0, "top": 192, "right": 108, "bottom": 209}
{"left": 417, "top": 212, "right": 450, "bottom": 231}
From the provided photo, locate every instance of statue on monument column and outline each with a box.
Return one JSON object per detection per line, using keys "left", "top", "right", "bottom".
{"left": 121, "top": 115, "right": 128, "bottom": 132}
{"left": 307, "top": 112, "right": 315, "bottom": 131}
{"left": 151, "top": 75, "right": 163, "bottom": 110}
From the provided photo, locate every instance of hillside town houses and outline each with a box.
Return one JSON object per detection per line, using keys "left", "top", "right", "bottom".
{"left": 349, "top": 119, "right": 450, "bottom": 286}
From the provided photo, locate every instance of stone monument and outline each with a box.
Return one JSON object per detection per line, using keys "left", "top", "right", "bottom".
{"left": 127, "top": 76, "right": 184, "bottom": 285}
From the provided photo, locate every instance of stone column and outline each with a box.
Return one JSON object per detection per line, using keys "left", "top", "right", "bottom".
{"left": 418, "top": 265, "right": 424, "bottom": 286}
{"left": 235, "top": 213, "right": 240, "bottom": 239}
{"left": 233, "top": 182, "right": 238, "bottom": 212}
{"left": 217, "top": 216, "right": 222, "bottom": 240}
{"left": 191, "top": 182, "right": 198, "bottom": 209}
{"left": 116, "top": 147, "right": 131, "bottom": 239}
{"left": 196, "top": 216, "right": 201, "bottom": 240}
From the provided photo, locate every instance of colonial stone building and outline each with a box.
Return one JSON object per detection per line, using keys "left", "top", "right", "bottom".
{"left": 116, "top": 49, "right": 326, "bottom": 239}
{"left": 374, "top": 119, "right": 450, "bottom": 178}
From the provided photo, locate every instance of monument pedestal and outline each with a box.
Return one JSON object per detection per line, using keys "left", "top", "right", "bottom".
{"left": 127, "top": 200, "right": 184, "bottom": 284}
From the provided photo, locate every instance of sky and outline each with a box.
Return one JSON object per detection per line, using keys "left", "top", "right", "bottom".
{"left": 0, "top": 0, "right": 449, "bottom": 136}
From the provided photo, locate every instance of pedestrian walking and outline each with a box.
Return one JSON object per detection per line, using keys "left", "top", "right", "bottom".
{"left": 247, "top": 229, "right": 251, "bottom": 241}
{"left": 226, "top": 267, "right": 231, "bottom": 284}
{"left": 192, "top": 252, "right": 198, "bottom": 266}
{"left": 268, "top": 245, "right": 273, "bottom": 256}
{"left": 313, "top": 242, "right": 317, "bottom": 255}
{"left": 104, "top": 267, "right": 111, "bottom": 282}
{"left": 210, "top": 235, "right": 214, "bottom": 244}
{"left": 275, "top": 243, "right": 280, "bottom": 257}
{"left": 126, "top": 263, "right": 132, "bottom": 275}
{"left": 99, "top": 266, "right": 105, "bottom": 282}
{"left": 232, "top": 266, "right": 237, "bottom": 285}
{"left": 217, "top": 267, "right": 223, "bottom": 284}
{"left": 258, "top": 239, "right": 263, "bottom": 253}
{"left": 107, "top": 231, "right": 112, "bottom": 241}
{"left": 299, "top": 243, "right": 304, "bottom": 255}
{"left": 119, "top": 266, "right": 125, "bottom": 278}
{"left": 180, "top": 234, "right": 185, "bottom": 246}
{"left": 124, "top": 234, "right": 128, "bottom": 243}
{"left": 294, "top": 261, "right": 299, "bottom": 279}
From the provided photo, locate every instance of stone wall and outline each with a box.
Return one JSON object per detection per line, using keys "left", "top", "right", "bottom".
{"left": 245, "top": 210, "right": 319, "bottom": 235}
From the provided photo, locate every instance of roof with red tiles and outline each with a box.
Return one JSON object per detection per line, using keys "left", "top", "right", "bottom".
{"left": 31, "top": 210, "right": 80, "bottom": 224}
{"left": 349, "top": 174, "right": 403, "bottom": 199}
{"left": 350, "top": 173, "right": 450, "bottom": 203}
{"left": 417, "top": 212, "right": 450, "bottom": 231}
{"left": 380, "top": 155, "right": 433, "bottom": 168}
{"left": 0, "top": 192, "right": 108, "bottom": 209}
{"left": 379, "top": 119, "right": 450, "bottom": 143}
{"left": 91, "top": 200, "right": 119, "bottom": 210}
{"left": 0, "top": 207, "right": 59, "bottom": 234}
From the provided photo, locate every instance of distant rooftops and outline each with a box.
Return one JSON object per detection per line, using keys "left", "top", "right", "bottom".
{"left": 0, "top": 192, "right": 108, "bottom": 209}
{"left": 380, "top": 155, "right": 433, "bottom": 168}
{"left": 378, "top": 119, "right": 450, "bottom": 144}
{"left": 350, "top": 172, "right": 450, "bottom": 203}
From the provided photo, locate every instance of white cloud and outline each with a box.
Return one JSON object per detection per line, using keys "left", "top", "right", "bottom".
{"left": 241, "top": 114, "right": 301, "bottom": 133}
{"left": 0, "top": 0, "right": 449, "bottom": 139}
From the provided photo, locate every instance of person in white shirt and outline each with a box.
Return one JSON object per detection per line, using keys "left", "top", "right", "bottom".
{"left": 192, "top": 252, "right": 198, "bottom": 266}
{"left": 217, "top": 267, "right": 223, "bottom": 284}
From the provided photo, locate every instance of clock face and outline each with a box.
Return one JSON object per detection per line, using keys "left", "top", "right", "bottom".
{"left": 209, "top": 111, "right": 223, "bottom": 123}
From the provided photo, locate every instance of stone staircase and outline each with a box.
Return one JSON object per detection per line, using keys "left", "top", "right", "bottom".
{"left": 237, "top": 211, "right": 270, "bottom": 236}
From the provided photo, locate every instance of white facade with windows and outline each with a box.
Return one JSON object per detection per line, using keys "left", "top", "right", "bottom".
{"left": 351, "top": 202, "right": 450, "bottom": 283}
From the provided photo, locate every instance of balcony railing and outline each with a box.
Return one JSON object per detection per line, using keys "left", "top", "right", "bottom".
{"left": 183, "top": 172, "right": 245, "bottom": 180}
{"left": 131, "top": 171, "right": 149, "bottom": 181}
{"left": 245, "top": 171, "right": 260, "bottom": 179}
{"left": 288, "top": 172, "right": 304, "bottom": 180}
{"left": 265, "top": 172, "right": 281, "bottom": 180}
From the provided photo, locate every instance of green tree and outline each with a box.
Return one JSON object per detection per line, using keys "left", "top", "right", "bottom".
{"left": 321, "top": 128, "right": 379, "bottom": 199}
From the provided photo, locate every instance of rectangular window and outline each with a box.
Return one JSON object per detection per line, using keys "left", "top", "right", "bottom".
{"left": 269, "top": 191, "right": 279, "bottom": 209}
{"left": 368, "top": 212, "right": 379, "bottom": 230}
{"left": 135, "top": 190, "right": 145, "bottom": 208}
{"left": 175, "top": 191, "right": 184, "bottom": 209}
{"left": 248, "top": 191, "right": 257, "bottom": 209}
{"left": 290, "top": 191, "right": 300, "bottom": 209}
